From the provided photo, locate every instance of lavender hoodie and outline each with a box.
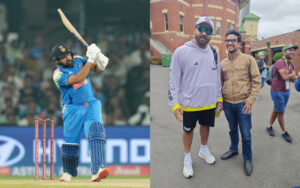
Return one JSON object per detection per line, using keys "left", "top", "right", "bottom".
{"left": 168, "top": 41, "right": 222, "bottom": 111}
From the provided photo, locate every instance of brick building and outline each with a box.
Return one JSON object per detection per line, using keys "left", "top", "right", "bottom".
{"left": 150, "top": 0, "right": 249, "bottom": 61}
{"left": 250, "top": 31, "right": 300, "bottom": 73}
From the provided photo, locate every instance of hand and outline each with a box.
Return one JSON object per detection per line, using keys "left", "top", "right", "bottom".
{"left": 90, "top": 64, "right": 98, "bottom": 71}
{"left": 173, "top": 107, "right": 183, "bottom": 122}
{"left": 242, "top": 102, "right": 252, "bottom": 114}
{"left": 87, "top": 56, "right": 96, "bottom": 64}
{"left": 95, "top": 52, "right": 109, "bottom": 71}
{"left": 217, "top": 102, "right": 223, "bottom": 111}
{"left": 86, "top": 43, "right": 101, "bottom": 59}
{"left": 290, "top": 73, "right": 297, "bottom": 82}
{"left": 298, "top": 72, "right": 300, "bottom": 79}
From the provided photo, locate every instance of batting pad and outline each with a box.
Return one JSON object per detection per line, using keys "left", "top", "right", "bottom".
{"left": 88, "top": 122, "right": 106, "bottom": 175}
{"left": 61, "top": 143, "right": 80, "bottom": 177}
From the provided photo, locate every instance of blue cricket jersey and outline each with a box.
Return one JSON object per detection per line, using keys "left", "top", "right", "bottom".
{"left": 53, "top": 56, "right": 95, "bottom": 105}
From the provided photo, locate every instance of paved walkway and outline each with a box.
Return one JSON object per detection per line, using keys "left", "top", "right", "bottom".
{"left": 150, "top": 64, "right": 300, "bottom": 188}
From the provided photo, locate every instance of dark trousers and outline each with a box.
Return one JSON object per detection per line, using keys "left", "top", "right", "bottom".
{"left": 223, "top": 102, "right": 252, "bottom": 161}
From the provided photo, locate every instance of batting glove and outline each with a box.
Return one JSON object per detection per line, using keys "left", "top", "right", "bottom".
{"left": 86, "top": 43, "right": 101, "bottom": 63}
{"left": 95, "top": 52, "right": 109, "bottom": 71}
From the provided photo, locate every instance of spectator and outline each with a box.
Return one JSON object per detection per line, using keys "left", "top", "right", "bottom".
{"left": 256, "top": 52, "right": 269, "bottom": 88}
{"left": 7, "top": 66, "right": 22, "bottom": 89}
{"left": 6, "top": 82, "right": 20, "bottom": 106}
{"left": 125, "top": 63, "right": 149, "bottom": 116}
{"left": 128, "top": 91, "right": 150, "bottom": 126}
{"left": 0, "top": 42, "right": 8, "bottom": 73}
{"left": 30, "top": 36, "right": 45, "bottom": 61}
{"left": 19, "top": 112, "right": 35, "bottom": 126}
{"left": 220, "top": 30, "right": 261, "bottom": 176}
{"left": 0, "top": 106, "right": 16, "bottom": 125}
{"left": 6, "top": 38, "right": 23, "bottom": 65}
{"left": 266, "top": 44, "right": 298, "bottom": 143}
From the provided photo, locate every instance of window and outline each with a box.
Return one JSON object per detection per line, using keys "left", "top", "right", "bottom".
{"left": 231, "top": 23, "right": 234, "bottom": 30}
{"left": 164, "top": 13, "right": 168, "bottom": 31}
{"left": 180, "top": 15, "right": 184, "bottom": 32}
{"left": 216, "top": 20, "right": 221, "bottom": 35}
{"left": 212, "top": 19, "right": 216, "bottom": 34}
{"left": 226, "top": 22, "right": 230, "bottom": 31}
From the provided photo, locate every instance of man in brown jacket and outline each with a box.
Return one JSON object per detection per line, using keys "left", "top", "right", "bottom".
{"left": 220, "top": 30, "right": 261, "bottom": 176}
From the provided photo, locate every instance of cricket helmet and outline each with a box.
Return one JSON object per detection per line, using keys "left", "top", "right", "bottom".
{"left": 50, "top": 43, "right": 73, "bottom": 61}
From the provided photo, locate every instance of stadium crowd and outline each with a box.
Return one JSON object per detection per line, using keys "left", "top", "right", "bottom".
{"left": 0, "top": 31, "right": 150, "bottom": 126}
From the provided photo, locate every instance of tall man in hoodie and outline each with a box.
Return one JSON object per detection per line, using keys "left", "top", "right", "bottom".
{"left": 220, "top": 30, "right": 261, "bottom": 176}
{"left": 168, "top": 17, "right": 223, "bottom": 178}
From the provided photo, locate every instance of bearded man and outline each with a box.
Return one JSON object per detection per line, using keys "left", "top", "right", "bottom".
{"left": 266, "top": 44, "right": 298, "bottom": 143}
{"left": 168, "top": 17, "right": 223, "bottom": 178}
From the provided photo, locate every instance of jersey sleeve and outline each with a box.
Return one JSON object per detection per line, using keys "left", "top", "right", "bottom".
{"left": 53, "top": 68, "right": 71, "bottom": 87}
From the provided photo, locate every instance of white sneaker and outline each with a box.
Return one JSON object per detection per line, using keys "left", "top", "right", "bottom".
{"left": 91, "top": 168, "right": 110, "bottom": 182}
{"left": 183, "top": 161, "right": 193, "bottom": 178}
{"left": 59, "top": 172, "right": 73, "bottom": 181}
{"left": 199, "top": 147, "right": 216, "bottom": 164}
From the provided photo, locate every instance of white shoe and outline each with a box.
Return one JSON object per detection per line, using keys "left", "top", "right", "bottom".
{"left": 199, "top": 147, "right": 216, "bottom": 164}
{"left": 59, "top": 172, "right": 73, "bottom": 182}
{"left": 183, "top": 161, "right": 193, "bottom": 178}
{"left": 91, "top": 168, "right": 110, "bottom": 182}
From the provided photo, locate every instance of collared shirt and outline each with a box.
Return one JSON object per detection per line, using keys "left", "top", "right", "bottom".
{"left": 271, "top": 58, "right": 295, "bottom": 92}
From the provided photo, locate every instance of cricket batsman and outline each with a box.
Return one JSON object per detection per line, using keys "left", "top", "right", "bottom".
{"left": 51, "top": 43, "right": 109, "bottom": 182}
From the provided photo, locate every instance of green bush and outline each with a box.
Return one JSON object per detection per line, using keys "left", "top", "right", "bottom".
{"left": 273, "top": 52, "right": 283, "bottom": 62}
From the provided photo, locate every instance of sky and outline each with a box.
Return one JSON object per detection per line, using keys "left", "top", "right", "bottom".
{"left": 250, "top": 0, "right": 300, "bottom": 39}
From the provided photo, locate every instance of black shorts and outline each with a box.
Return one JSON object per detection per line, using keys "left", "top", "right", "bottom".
{"left": 182, "top": 109, "right": 215, "bottom": 132}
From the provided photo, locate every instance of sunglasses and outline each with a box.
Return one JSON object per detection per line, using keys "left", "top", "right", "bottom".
{"left": 197, "top": 27, "right": 213, "bottom": 35}
{"left": 225, "top": 39, "right": 237, "bottom": 43}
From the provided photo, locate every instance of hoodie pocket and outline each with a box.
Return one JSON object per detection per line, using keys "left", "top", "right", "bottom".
{"left": 182, "top": 84, "right": 216, "bottom": 107}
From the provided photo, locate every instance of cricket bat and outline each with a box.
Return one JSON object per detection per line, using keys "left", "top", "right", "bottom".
{"left": 57, "top": 8, "right": 89, "bottom": 48}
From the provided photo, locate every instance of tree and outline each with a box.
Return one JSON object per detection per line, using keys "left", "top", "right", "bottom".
{"left": 273, "top": 52, "right": 283, "bottom": 63}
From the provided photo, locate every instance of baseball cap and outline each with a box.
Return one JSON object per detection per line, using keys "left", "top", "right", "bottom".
{"left": 282, "top": 44, "right": 298, "bottom": 52}
{"left": 195, "top": 17, "right": 214, "bottom": 32}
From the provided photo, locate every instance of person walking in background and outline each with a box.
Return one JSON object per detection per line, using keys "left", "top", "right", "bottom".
{"left": 51, "top": 43, "right": 110, "bottom": 182}
{"left": 266, "top": 44, "right": 298, "bottom": 143}
{"left": 257, "top": 52, "right": 269, "bottom": 88}
{"left": 220, "top": 30, "right": 261, "bottom": 176}
{"left": 168, "top": 17, "right": 223, "bottom": 178}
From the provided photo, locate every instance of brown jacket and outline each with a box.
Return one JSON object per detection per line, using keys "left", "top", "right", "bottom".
{"left": 221, "top": 50, "right": 261, "bottom": 104}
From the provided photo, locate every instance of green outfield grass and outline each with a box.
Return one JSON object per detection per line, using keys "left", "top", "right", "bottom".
{"left": 0, "top": 176, "right": 150, "bottom": 188}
